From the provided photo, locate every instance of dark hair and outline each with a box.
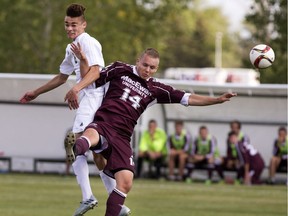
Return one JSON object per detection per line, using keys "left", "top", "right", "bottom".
{"left": 199, "top": 125, "right": 207, "bottom": 131}
{"left": 140, "top": 48, "right": 160, "bottom": 59}
{"left": 278, "top": 126, "right": 287, "bottom": 133}
{"left": 175, "top": 120, "right": 184, "bottom": 126}
{"left": 66, "top": 3, "right": 86, "bottom": 19}
{"left": 230, "top": 120, "right": 241, "bottom": 129}
{"left": 149, "top": 119, "right": 157, "bottom": 124}
{"left": 228, "top": 131, "right": 237, "bottom": 137}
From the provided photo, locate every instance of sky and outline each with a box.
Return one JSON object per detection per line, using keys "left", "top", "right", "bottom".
{"left": 203, "top": 0, "right": 254, "bottom": 33}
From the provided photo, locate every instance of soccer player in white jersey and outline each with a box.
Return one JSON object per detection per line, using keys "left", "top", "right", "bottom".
{"left": 19, "top": 3, "right": 130, "bottom": 216}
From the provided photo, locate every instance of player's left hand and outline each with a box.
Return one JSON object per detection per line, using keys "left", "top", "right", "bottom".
{"left": 218, "top": 92, "right": 237, "bottom": 103}
{"left": 64, "top": 87, "right": 79, "bottom": 110}
{"left": 70, "top": 42, "right": 85, "bottom": 60}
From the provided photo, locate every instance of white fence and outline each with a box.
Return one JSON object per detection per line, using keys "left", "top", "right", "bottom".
{"left": 0, "top": 74, "right": 287, "bottom": 175}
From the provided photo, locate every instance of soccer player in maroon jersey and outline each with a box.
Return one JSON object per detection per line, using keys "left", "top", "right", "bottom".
{"left": 65, "top": 47, "right": 237, "bottom": 216}
{"left": 228, "top": 131, "right": 265, "bottom": 185}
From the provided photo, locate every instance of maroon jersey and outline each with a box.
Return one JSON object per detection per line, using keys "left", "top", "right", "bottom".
{"left": 94, "top": 61, "right": 186, "bottom": 140}
{"left": 237, "top": 141, "right": 264, "bottom": 171}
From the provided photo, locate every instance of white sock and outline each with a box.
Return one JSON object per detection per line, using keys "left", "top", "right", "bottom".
{"left": 72, "top": 155, "right": 93, "bottom": 201}
{"left": 99, "top": 170, "right": 116, "bottom": 194}
{"left": 114, "top": 188, "right": 127, "bottom": 197}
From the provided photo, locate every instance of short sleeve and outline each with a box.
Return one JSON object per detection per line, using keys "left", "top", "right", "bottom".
{"left": 78, "top": 33, "right": 104, "bottom": 69}
{"left": 152, "top": 81, "right": 186, "bottom": 104}
{"left": 59, "top": 45, "right": 74, "bottom": 75}
{"left": 180, "top": 93, "right": 191, "bottom": 106}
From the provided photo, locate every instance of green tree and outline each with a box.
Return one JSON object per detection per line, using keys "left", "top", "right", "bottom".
{"left": 161, "top": 6, "right": 240, "bottom": 69}
{"left": 244, "top": 0, "right": 287, "bottom": 83}
{"left": 0, "top": 0, "right": 71, "bottom": 73}
{"left": 0, "top": 0, "right": 239, "bottom": 75}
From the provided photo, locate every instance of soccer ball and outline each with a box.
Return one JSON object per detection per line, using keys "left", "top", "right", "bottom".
{"left": 249, "top": 44, "right": 275, "bottom": 69}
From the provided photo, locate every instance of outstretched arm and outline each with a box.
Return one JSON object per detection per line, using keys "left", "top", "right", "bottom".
{"left": 20, "top": 73, "right": 68, "bottom": 103}
{"left": 188, "top": 92, "right": 237, "bottom": 106}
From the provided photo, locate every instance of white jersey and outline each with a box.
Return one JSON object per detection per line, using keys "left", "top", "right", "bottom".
{"left": 59, "top": 32, "right": 105, "bottom": 133}
{"left": 60, "top": 32, "right": 104, "bottom": 89}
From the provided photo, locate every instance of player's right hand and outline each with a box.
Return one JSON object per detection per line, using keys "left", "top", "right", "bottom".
{"left": 64, "top": 88, "right": 79, "bottom": 110}
{"left": 19, "top": 91, "right": 37, "bottom": 103}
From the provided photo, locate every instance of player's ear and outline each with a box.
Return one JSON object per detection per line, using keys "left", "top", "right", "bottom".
{"left": 82, "top": 21, "right": 87, "bottom": 28}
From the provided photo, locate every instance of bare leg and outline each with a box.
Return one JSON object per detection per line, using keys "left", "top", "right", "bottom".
{"left": 168, "top": 150, "right": 176, "bottom": 177}
{"left": 178, "top": 153, "right": 188, "bottom": 178}
{"left": 269, "top": 156, "right": 281, "bottom": 181}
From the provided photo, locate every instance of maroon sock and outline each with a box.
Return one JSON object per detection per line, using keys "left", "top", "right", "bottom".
{"left": 105, "top": 189, "right": 126, "bottom": 216}
{"left": 75, "top": 137, "right": 90, "bottom": 155}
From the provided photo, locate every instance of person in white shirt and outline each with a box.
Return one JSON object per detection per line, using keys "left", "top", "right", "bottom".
{"left": 19, "top": 3, "right": 130, "bottom": 216}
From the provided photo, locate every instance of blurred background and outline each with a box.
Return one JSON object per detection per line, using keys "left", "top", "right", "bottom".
{"left": 0, "top": 0, "right": 287, "bottom": 177}
{"left": 0, "top": 0, "right": 286, "bottom": 83}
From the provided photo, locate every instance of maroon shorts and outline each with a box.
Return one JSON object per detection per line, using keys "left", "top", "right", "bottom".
{"left": 250, "top": 154, "right": 265, "bottom": 184}
{"left": 86, "top": 122, "right": 135, "bottom": 178}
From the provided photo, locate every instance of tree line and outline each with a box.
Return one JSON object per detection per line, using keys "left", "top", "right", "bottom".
{"left": 0, "top": 0, "right": 286, "bottom": 83}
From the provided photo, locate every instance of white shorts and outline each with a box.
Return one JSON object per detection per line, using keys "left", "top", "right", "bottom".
{"left": 72, "top": 86, "right": 105, "bottom": 133}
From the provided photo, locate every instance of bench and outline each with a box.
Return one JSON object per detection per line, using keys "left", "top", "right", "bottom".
{"left": 33, "top": 158, "right": 95, "bottom": 173}
{"left": 0, "top": 157, "right": 12, "bottom": 172}
{"left": 276, "top": 164, "right": 287, "bottom": 173}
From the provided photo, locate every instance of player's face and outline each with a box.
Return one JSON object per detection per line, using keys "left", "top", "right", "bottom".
{"left": 278, "top": 130, "right": 287, "bottom": 141}
{"left": 136, "top": 54, "right": 159, "bottom": 80}
{"left": 64, "top": 16, "right": 86, "bottom": 40}
{"left": 148, "top": 122, "right": 157, "bottom": 135}
{"left": 199, "top": 128, "right": 208, "bottom": 139}
{"left": 229, "top": 135, "right": 238, "bottom": 144}
{"left": 230, "top": 123, "right": 240, "bottom": 134}
{"left": 175, "top": 123, "right": 183, "bottom": 135}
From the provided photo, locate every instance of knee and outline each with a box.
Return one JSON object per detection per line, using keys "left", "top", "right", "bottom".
{"left": 115, "top": 170, "right": 134, "bottom": 194}
{"left": 180, "top": 153, "right": 188, "bottom": 160}
{"left": 208, "top": 157, "right": 214, "bottom": 164}
{"left": 271, "top": 156, "right": 279, "bottom": 165}
{"left": 117, "top": 179, "right": 133, "bottom": 194}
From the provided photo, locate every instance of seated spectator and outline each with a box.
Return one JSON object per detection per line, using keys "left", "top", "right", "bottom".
{"left": 225, "top": 131, "right": 243, "bottom": 184}
{"left": 213, "top": 144, "right": 225, "bottom": 183}
{"left": 137, "top": 119, "right": 167, "bottom": 179}
{"left": 268, "top": 126, "right": 287, "bottom": 184}
{"left": 167, "top": 120, "right": 191, "bottom": 181}
{"left": 186, "top": 126, "right": 224, "bottom": 185}
{"left": 230, "top": 120, "right": 250, "bottom": 144}
{"left": 229, "top": 131, "right": 265, "bottom": 185}
{"left": 224, "top": 120, "right": 250, "bottom": 184}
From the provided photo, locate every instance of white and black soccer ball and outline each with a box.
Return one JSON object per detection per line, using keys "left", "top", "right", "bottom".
{"left": 249, "top": 44, "right": 275, "bottom": 69}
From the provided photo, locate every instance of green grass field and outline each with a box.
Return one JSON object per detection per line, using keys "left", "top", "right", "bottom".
{"left": 0, "top": 173, "right": 286, "bottom": 216}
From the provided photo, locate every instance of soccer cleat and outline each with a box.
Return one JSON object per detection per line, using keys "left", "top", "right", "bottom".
{"left": 119, "top": 205, "right": 131, "bottom": 216}
{"left": 73, "top": 196, "right": 98, "bottom": 216}
{"left": 64, "top": 131, "right": 76, "bottom": 163}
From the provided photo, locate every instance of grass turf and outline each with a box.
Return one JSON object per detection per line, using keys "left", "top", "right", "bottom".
{"left": 0, "top": 173, "right": 286, "bottom": 216}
